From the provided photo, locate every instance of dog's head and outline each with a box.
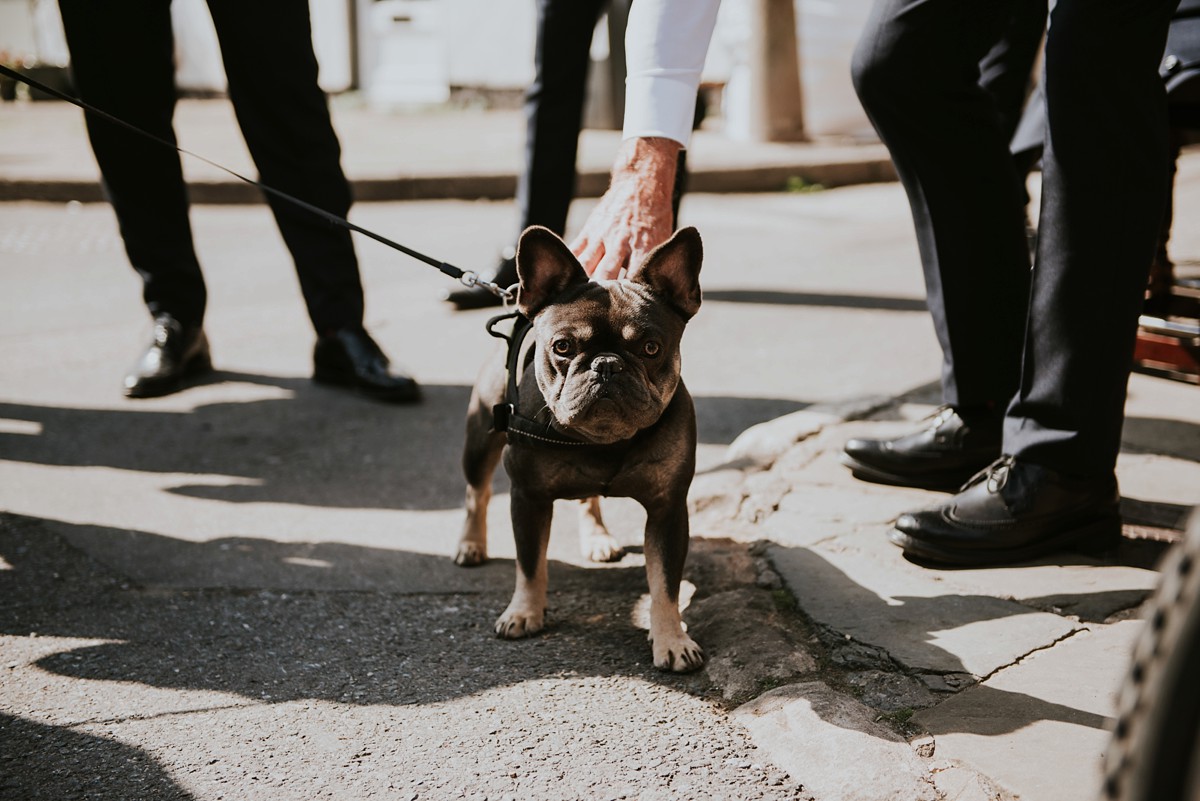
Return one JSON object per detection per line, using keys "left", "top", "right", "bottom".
{"left": 515, "top": 226, "right": 703, "bottom": 445}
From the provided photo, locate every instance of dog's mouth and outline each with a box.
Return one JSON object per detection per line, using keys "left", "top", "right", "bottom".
{"left": 575, "top": 378, "right": 646, "bottom": 412}
{"left": 552, "top": 379, "right": 661, "bottom": 443}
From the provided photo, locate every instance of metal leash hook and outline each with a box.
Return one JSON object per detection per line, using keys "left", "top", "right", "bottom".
{"left": 500, "top": 282, "right": 518, "bottom": 308}
{"left": 459, "top": 271, "right": 517, "bottom": 306}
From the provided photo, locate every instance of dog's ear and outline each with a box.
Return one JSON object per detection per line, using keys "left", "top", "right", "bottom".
{"left": 516, "top": 226, "right": 590, "bottom": 318}
{"left": 627, "top": 227, "right": 703, "bottom": 319}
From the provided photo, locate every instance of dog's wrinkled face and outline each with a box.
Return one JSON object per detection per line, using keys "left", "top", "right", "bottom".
{"left": 530, "top": 281, "right": 684, "bottom": 443}
{"left": 516, "top": 226, "right": 703, "bottom": 445}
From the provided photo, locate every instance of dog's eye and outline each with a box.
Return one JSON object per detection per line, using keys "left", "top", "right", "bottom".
{"left": 552, "top": 339, "right": 573, "bottom": 357}
{"left": 643, "top": 341, "right": 661, "bottom": 358}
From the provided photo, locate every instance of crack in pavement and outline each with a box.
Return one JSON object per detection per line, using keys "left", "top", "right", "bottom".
{"left": 975, "top": 625, "right": 1090, "bottom": 685}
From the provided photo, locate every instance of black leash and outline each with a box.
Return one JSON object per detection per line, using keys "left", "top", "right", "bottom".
{"left": 0, "top": 63, "right": 513, "bottom": 301}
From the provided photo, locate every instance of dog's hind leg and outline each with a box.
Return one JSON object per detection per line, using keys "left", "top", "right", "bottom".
{"left": 643, "top": 499, "right": 704, "bottom": 672}
{"left": 456, "top": 400, "right": 506, "bottom": 567}
{"left": 496, "top": 489, "right": 552, "bottom": 638}
{"left": 577, "top": 497, "right": 626, "bottom": 563}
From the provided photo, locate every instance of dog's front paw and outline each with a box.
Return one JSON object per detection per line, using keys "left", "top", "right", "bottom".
{"left": 649, "top": 630, "right": 705, "bottom": 673}
{"left": 581, "top": 532, "right": 626, "bottom": 563}
{"left": 455, "top": 541, "right": 487, "bottom": 567}
{"left": 495, "top": 605, "right": 544, "bottom": 639}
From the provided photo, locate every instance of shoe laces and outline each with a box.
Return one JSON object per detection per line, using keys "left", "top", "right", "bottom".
{"left": 963, "top": 455, "right": 1015, "bottom": 493}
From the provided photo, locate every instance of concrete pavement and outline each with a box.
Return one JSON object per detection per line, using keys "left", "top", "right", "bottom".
{"left": 0, "top": 96, "right": 894, "bottom": 203}
{"left": 1, "top": 94, "right": 1199, "bottom": 800}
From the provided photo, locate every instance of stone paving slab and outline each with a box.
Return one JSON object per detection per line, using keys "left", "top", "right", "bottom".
{"left": 734, "top": 681, "right": 939, "bottom": 801}
{"left": 768, "top": 537, "right": 1083, "bottom": 677}
{"left": 774, "top": 483, "right": 927, "bottom": 528}
{"left": 748, "top": 388, "right": 1192, "bottom": 801}
{"left": 916, "top": 621, "right": 1143, "bottom": 801}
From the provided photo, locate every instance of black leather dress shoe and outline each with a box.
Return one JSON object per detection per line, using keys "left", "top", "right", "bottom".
{"left": 841, "top": 406, "right": 1002, "bottom": 491}
{"left": 124, "top": 313, "right": 212, "bottom": 398}
{"left": 443, "top": 251, "right": 517, "bottom": 310}
{"left": 313, "top": 327, "right": 421, "bottom": 403}
{"left": 889, "top": 456, "right": 1122, "bottom": 566}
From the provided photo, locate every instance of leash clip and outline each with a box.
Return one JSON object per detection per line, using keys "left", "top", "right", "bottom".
{"left": 460, "top": 271, "right": 516, "bottom": 305}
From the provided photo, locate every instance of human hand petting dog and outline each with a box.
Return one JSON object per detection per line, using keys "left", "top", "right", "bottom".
{"left": 570, "top": 137, "right": 682, "bottom": 281}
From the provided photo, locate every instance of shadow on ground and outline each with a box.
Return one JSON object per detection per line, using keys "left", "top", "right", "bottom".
{"left": 2, "top": 511, "right": 1170, "bottom": 727}
{"left": 702, "top": 289, "right": 927, "bottom": 312}
{"left": 746, "top": 534, "right": 1183, "bottom": 766}
{"left": 0, "top": 713, "right": 197, "bottom": 801}
{"left": 0, "top": 374, "right": 808, "bottom": 511}
{"left": 0, "top": 505, "right": 1180, "bottom": 798}
{"left": 0, "top": 512, "right": 736, "bottom": 709}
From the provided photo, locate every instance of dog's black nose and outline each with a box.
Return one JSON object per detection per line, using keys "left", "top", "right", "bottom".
{"left": 591, "top": 354, "right": 624, "bottom": 383}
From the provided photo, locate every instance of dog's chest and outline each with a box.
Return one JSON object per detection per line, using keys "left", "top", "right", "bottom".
{"left": 506, "top": 444, "right": 641, "bottom": 499}
{"left": 504, "top": 423, "right": 691, "bottom": 503}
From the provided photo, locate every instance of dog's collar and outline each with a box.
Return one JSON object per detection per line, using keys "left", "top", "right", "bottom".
{"left": 485, "top": 311, "right": 651, "bottom": 451}
{"left": 493, "top": 402, "right": 612, "bottom": 449}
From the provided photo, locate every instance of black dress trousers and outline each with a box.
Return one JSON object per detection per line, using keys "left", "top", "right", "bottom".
{"left": 515, "top": 0, "right": 686, "bottom": 242}
{"left": 57, "top": 0, "right": 365, "bottom": 335}
{"left": 853, "top": 0, "right": 1177, "bottom": 477}
{"left": 516, "top": 0, "right": 611, "bottom": 239}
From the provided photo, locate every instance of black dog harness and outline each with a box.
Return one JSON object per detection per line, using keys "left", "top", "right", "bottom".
{"left": 486, "top": 311, "right": 596, "bottom": 448}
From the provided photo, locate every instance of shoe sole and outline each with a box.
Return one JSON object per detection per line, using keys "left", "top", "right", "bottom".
{"left": 124, "top": 352, "right": 213, "bottom": 399}
{"left": 840, "top": 453, "right": 982, "bottom": 493}
{"left": 888, "top": 513, "right": 1123, "bottom": 567}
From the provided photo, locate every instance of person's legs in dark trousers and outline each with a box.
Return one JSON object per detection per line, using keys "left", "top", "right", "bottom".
{"left": 978, "top": 0, "right": 1047, "bottom": 144}
{"left": 205, "top": 0, "right": 363, "bottom": 336}
{"left": 841, "top": 0, "right": 1034, "bottom": 490}
{"left": 60, "top": 0, "right": 414, "bottom": 401}
{"left": 57, "top": 0, "right": 206, "bottom": 330}
{"left": 884, "top": 0, "right": 1178, "bottom": 565}
{"left": 446, "top": 0, "right": 607, "bottom": 309}
{"left": 204, "top": 0, "right": 417, "bottom": 402}
{"left": 517, "top": 0, "right": 611, "bottom": 240}
{"left": 853, "top": 0, "right": 1032, "bottom": 416}
{"left": 1004, "top": 0, "right": 1177, "bottom": 477}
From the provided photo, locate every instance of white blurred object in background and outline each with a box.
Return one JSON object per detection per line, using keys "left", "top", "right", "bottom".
{"left": 367, "top": 0, "right": 449, "bottom": 108}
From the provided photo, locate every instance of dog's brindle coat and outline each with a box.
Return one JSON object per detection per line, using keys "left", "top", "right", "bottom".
{"left": 456, "top": 225, "right": 705, "bottom": 673}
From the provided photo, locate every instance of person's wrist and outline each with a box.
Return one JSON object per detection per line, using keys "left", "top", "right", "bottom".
{"left": 614, "top": 137, "right": 682, "bottom": 182}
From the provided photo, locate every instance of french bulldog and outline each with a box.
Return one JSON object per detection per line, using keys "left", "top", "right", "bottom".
{"left": 455, "top": 225, "right": 705, "bottom": 673}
